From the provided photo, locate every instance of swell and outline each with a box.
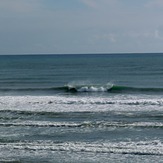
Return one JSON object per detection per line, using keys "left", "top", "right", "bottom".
{"left": 110, "top": 85, "right": 163, "bottom": 93}
{"left": 1, "top": 84, "right": 163, "bottom": 93}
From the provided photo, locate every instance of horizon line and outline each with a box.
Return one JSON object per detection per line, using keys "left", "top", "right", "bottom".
{"left": 0, "top": 52, "right": 163, "bottom": 56}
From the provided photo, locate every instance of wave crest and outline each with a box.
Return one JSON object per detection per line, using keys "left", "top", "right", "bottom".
{"left": 65, "top": 83, "right": 163, "bottom": 93}
{"left": 66, "top": 83, "right": 113, "bottom": 92}
{"left": 1, "top": 82, "right": 163, "bottom": 94}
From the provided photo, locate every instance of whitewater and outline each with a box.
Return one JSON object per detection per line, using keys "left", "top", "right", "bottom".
{"left": 0, "top": 54, "right": 163, "bottom": 162}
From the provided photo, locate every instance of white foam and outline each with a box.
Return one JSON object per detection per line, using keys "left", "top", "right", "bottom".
{"left": 0, "top": 140, "right": 163, "bottom": 155}
{"left": 78, "top": 86, "right": 108, "bottom": 92}
{"left": 67, "top": 82, "right": 113, "bottom": 92}
{"left": 1, "top": 121, "right": 163, "bottom": 128}
{"left": 0, "top": 94, "right": 163, "bottom": 113}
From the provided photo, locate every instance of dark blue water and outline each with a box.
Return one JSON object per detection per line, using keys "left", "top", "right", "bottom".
{"left": 0, "top": 54, "right": 163, "bottom": 162}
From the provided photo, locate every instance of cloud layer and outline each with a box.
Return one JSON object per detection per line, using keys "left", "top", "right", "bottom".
{"left": 0, "top": 0, "right": 163, "bottom": 54}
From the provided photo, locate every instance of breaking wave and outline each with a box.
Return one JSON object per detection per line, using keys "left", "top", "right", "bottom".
{"left": 1, "top": 83, "right": 163, "bottom": 94}
{"left": 1, "top": 140, "right": 163, "bottom": 156}
{"left": 0, "top": 95, "right": 163, "bottom": 113}
{"left": 0, "top": 121, "right": 163, "bottom": 129}
{"left": 65, "top": 84, "right": 163, "bottom": 93}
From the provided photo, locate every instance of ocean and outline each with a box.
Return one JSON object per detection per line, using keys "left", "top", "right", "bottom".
{"left": 0, "top": 53, "right": 163, "bottom": 162}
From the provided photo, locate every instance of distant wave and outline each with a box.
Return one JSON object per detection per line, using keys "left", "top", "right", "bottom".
{"left": 64, "top": 83, "right": 113, "bottom": 92}
{"left": 1, "top": 83, "right": 163, "bottom": 93}
{"left": 109, "top": 85, "right": 163, "bottom": 93}
{"left": 65, "top": 84, "right": 163, "bottom": 93}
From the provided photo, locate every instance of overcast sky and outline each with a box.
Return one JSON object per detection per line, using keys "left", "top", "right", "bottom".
{"left": 1, "top": 0, "right": 163, "bottom": 54}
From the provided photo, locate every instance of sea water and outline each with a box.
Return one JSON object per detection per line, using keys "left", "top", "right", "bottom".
{"left": 0, "top": 54, "right": 163, "bottom": 162}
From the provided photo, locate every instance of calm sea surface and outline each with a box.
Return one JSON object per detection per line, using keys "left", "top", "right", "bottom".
{"left": 0, "top": 54, "right": 163, "bottom": 162}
